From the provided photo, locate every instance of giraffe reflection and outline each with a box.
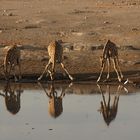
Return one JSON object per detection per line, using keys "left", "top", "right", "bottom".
{"left": 38, "top": 82, "right": 69, "bottom": 118}
{"left": 97, "top": 84, "right": 124, "bottom": 126}
{"left": 0, "top": 81, "right": 23, "bottom": 114}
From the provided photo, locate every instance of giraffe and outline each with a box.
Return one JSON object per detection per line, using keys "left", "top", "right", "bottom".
{"left": 97, "top": 40, "right": 123, "bottom": 82}
{"left": 97, "top": 84, "right": 120, "bottom": 126}
{"left": 38, "top": 40, "right": 73, "bottom": 81}
{"left": 3, "top": 45, "right": 21, "bottom": 81}
{"left": 38, "top": 82, "right": 67, "bottom": 118}
{"left": 0, "top": 81, "right": 23, "bottom": 114}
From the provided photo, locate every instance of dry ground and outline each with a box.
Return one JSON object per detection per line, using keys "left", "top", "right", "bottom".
{"left": 0, "top": 0, "right": 140, "bottom": 83}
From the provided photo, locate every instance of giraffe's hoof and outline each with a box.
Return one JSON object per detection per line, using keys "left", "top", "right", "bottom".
{"left": 69, "top": 76, "right": 74, "bottom": 81}
{"left": 38, "top": 77, "right": 42, "bottom": 81}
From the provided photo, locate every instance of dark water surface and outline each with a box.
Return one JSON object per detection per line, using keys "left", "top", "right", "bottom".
{"left": 0, "top": 82, "right": 140, "bottom": 140}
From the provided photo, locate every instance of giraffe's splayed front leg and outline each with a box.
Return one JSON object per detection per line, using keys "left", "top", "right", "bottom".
{"left": 68, "top": 75, "right": 74, "bottom": 81}
{"left": 38, "top": 75, "right": 43, "bottom": 81}
{"left": 97, "top": 77, "right": 101, "bottom": 83}
{"left": 49, "top": 70, "right": 55, "bottom": 81}
{"left": 60, "top": 63, "right": 73, "bottom": 81}
{"left": 120, "top": 73, "right": 124, "bottom": 79}
{"left": 118, "top": 76, "right": 122, "bottom": 82}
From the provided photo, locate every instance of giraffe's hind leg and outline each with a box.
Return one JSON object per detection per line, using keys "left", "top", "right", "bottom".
{"left": 115, "top": 57, "right": 123, "bottom": 79}
{"left": 47, "top": 63, "right": 55, "bottom": 81}
{"left": 48, "top": 69, "right": 55, "bottom": 81}
{"left": 112, "top": 59, "right": 122, "bottom": 82}
{"left": 106, "top": 59, "right": 111, "bottom": 80}
{"left": 97, "top": 59, "right": 106, "bottom": 82}
{"left": 107, "top": 85, "right": 111, "bottom": 110}
{"left": 13, "top": 65, "right": 18, "bottom": 82}
{"left": 5, "top": 64, "right": 12, "bottom": 81}
{"left": 17, "top": 59, "right": 22, "bottom": 80}
{"left": 13, "top": 60, "right": 21, "bottom": 82}
{"left": 60, "top": 63, "right": 73, "bottom": 81}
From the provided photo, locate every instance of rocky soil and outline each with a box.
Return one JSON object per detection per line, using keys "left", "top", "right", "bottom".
{"left": 0, "top": 0, "right": 139, "bottom": 84}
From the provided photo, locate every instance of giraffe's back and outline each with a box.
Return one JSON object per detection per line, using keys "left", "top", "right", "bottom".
{"left": 48, "top": 41, "right": 63, "bottom": 63}
{"left": 104, "top": 40, "right": 118, "bottom": 58}
{"left": 4, "top": 45, "right": 20, "bottom": 65}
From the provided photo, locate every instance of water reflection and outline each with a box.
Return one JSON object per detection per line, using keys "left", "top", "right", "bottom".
{"left": 38, "top": 82, "right": 71, "bottom": 118}
{"left": 97, "top": 84, "right": 128, "bottom": 126}
{"left": 0, "top": 81, "right": 23, "bottom": 114}
{"left": 0, "top": 82, "right": 139, "bottom": 140}
{"left": 0, "top": 81, "right": 138, "bottom": 120}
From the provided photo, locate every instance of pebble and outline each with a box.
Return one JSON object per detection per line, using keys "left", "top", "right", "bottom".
{"left": 73, "top": 43, "right": 85, "bottom": 51}
{"left": 103, "top": 21, "right": 110, "bottom": 24}
{"left": 132, "top": 27, "right": 139, "bottom": 31}
{"left": 3, "top": 10, "right": 7, "bottom": 13}
{"left": 6, "top": 12, "right": 13, "bottom": 16}
{"left": 62, "top": 42, "right": 74, "bottom": 52}
{"left": 16, "top": 19, "right": 23, "bottom": 24}
{"left": 16, "top": 19, "right": 28, "bottom": 24}
{"left": 84, "top": 16, "right": 87, "bottom": 20}
{"left": 72, "top": 32, "right": 84, "bottom": 36}
{"left": 2, "top": 10, "right": 14, "bottom": 16}
{"left": 59, "top": 31, "right": 66, "bottom": 37}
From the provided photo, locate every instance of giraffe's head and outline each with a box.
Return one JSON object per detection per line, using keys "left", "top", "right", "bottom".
{"left": 48, "top": 96, "right": 63, "bottom": 118}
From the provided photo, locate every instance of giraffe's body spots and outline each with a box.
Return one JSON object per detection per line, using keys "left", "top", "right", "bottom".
{"left": 48, "top": 41, "right": 63, "bottom": 64}
{"left": 3, "top": 45, "right": 21, "bottom": 81}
